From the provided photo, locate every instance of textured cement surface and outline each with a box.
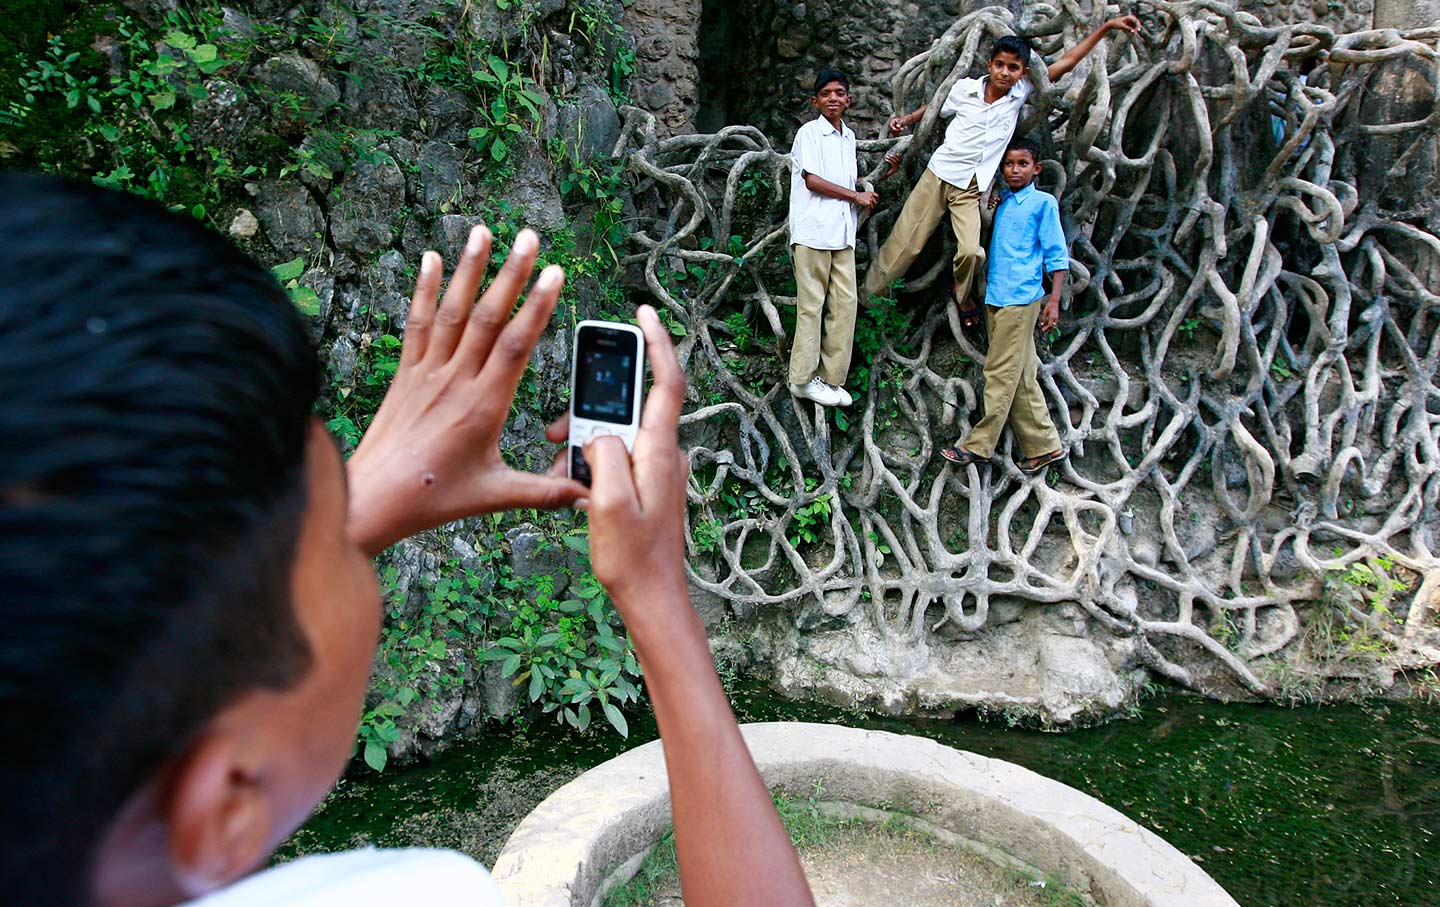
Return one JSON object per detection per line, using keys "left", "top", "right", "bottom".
{"left": 491, "top": 722, "right": 1242, "bottom": 907}
{"left": 609, "top": 819, "right": 1089, "bottom": 906}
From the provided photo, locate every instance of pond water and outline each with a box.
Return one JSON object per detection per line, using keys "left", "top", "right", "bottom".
{"left": 278, "top": 687, "right": 1439, "bottom": 907}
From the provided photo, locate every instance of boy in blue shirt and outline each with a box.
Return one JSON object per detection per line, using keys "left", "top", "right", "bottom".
{"left": 941, "top": 139, "right": 1068, "bottom": 474}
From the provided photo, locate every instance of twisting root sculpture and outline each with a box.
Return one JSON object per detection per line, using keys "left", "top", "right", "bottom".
{"left": 612, "top": 2, "right": 1440, "bottom": 705}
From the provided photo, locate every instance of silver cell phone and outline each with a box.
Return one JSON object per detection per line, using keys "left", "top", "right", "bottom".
{"left": 568, "top": 319, "right": 645, "bottom": 486}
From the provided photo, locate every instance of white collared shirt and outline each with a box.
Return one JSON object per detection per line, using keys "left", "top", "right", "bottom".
{"left": 927, "top": 77, "right": 1032, "bottom": 189}
{"left": 788, "top": 115, "right": 858, "bottom": 250}
{"left": 181, "top": 849, "right": 503, "bottom": 906}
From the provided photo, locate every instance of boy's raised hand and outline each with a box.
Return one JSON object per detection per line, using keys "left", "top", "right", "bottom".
{"left": 582, "top": 304, "right": 690, "bottom": 627}
{"left": 345, "top": 225, "right": 588, "bottom": 556}
{"left": 1106, "top": 14, "right": 1141, "bottom": 34}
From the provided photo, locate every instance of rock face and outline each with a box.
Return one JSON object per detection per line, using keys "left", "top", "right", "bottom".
{"left": 757, "top": 603, "right": 1140, "bottom": 725}
{"left": 622, "top": 0, "right": 701, "bottom": 136}
{"left": 616, "top": 0, "right": 1440, "bottom": 731}
{"left": 623, "top": 0, "right": 1383, "bottom": 141}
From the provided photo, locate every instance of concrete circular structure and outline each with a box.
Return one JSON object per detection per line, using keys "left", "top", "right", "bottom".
{"left": 492, "top": 721, "right": 1241, "bottom": 907}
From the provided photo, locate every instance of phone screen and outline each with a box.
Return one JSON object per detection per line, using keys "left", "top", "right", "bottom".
{"left": 574, "top": 327, "right": 638, "bottom": 424}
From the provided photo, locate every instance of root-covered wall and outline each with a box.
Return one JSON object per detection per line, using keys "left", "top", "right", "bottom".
{"left": 617, "top": 1, "right": 1440, "bottom": 720}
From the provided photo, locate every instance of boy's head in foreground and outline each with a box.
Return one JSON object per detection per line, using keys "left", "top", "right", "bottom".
{"left": 810, "top": 67, "right": 851, "bottom": 123}
{"left": 1000, "top": 138, "right": 1043, "bottom": 191}
{"left": 988, "top": 35, "right": 1032, "bottom": 94}
{"left": 0, "top": 174, "right": 382, "bottom": 907}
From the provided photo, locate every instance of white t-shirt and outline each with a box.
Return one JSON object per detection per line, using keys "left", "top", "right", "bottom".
{"left": 927, "top": 77, "right": 1032, "bottom": 190}
{"left": 180, "top": 848, "right": 504, "bottom": 907}
{"left": 788, "top": 115, "right": 858, "bottom": 251}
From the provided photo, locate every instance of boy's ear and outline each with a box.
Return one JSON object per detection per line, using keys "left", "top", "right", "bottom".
{"left": 165, "top": 733, "right": 272, "bottom": 897}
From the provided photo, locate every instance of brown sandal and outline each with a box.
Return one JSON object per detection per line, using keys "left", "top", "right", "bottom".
{"left": 951, "top": 285, "right": 985, "bottom": 337}
{"left": 1019, "top": 449, "right": 1067, "bottom": 475}
{"left": 940, "top": 445, "right": 990, "bottom": 467}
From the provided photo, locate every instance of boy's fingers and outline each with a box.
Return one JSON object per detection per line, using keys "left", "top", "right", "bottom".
{"left": 545, "top": 413, "right": 571, "bottom": 443}
{"left": 457, "top": 230, "right": 541, "bottom": 372}
{"left": 585, "top": 435, "right": 640, "bottom": 517}
{"left": 400, "top": 251, "right": 443, "bottom": 367}
{"left": 490, "top": 469, "right": 589, "bottom": 511}
{"left": 545, "top": 447, "right": 569, "bottom": 478}
{"left": 471, "top": 265, "right": 563, "bottom": 397}
{"left": 435, "top": 225, "right": 494, "bottom": 357}
{"left": 429, "top": 228, "right": 499, "bottom": 363}
{"left": 636, "top": 305, "right": 685, "bottom": 436}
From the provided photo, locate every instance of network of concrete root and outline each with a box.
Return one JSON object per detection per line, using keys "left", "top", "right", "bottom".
{"left": 612, "top": 1, "right": 1440, "bottom": 696}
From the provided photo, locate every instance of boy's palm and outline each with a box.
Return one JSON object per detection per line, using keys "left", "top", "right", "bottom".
{"left": 345, "top": 227, "right": 587, "bottom": 555}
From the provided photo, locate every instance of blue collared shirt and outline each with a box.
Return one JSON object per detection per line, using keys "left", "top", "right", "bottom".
{"left": 985, "top": 182, "right": 1070, "bottom": 308}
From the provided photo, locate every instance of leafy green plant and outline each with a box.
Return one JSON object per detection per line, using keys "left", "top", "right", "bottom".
{"left": 788, "top": 484, "right": 832, "bottom": 547}
{"left": 609, "top": 45, "right": 636, "bottom": 103}
{"left": 559, "top": 157, "right": 628, "bottom": 264}
{"left": 270, "top": 256, "right": 321, "bottom": 316}
{"left": 16, "top": 35, "right": 102, "bottom": 116}
{"left": 481, "top": 534, "right": 643, "bottom": 737}
{"left": 360, "top": 560, "right": 500, "bottom": 770}
{"left": 1304, "top": 550, "right": 1412, "bottom": 664}
{"left": 724, "top": 310, "right": 754, "bottom": 351}
{"left": 8, "top": 11, "right": 243, "bottom": 216}
{"left": 691, "top": 518, "right": 724, "bottom": 556}
{"left": 466, "top": 54, "right": 545, "bottom": 165}
{"left": 738, "top": 168, "right": 772, "bottom": 199}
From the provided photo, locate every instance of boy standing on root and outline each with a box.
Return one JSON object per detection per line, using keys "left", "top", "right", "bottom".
{"left": 787, "top": 68, "right": 878, "bottom": 408}
{"left": 864, "top": 17, "right": 1139, "bottom": 320}
{"left": 940, "top": 139, "right": 1068, "bottom": 474}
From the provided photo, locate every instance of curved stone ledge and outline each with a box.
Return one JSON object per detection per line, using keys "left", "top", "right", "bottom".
{"left": 492, "top": 721, "right": 1241, "bottom": 907}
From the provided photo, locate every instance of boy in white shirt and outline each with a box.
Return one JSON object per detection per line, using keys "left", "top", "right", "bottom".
{"left": 864, "top": 19, "right": 1138, "bottom": 325}
{"left": 787, "top": 68, "right": 879, "bottom": 408}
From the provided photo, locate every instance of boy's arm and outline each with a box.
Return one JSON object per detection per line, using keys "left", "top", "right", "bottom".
{"left": 1039, "top": 197, "right": 1069, "bottom": 333}
{"left": 887, "top": 104, "right": 928, "bottom": 136}
{"left": 1041, "top": 271, "right": 1066, "bottom": 333}
{"left": 793, "top": 127, "right": 877, "bottom": 211}
{"left": 585, "top": 307, "right": 816, "bottom": 907}
{"left": 1046, "top": 15, "right": 1140, "bottom": 82}
{"left": 804, "top": 172, "right": 878, "bottom": 211}
{"left": 346, "top": 241, "right": 815, "bottom": 904}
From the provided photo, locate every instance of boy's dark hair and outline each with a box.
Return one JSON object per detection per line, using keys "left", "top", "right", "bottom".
{"left": 813, "top": 67, "right": 849, "bottom": 95}
{"left": 990, "top": 34, "right": 1033, "bottom": 68}
{"left": 0, "top": 174, "right": 321, "bottom": 906}
{"left": 1005, "top": 137, "right": 1043, "bottom": 164}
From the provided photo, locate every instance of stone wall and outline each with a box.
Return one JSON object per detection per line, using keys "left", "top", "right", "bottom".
{"left": 621, "top": 0, "right": 701, "bottom": 136}
{"left": 620, "top": 0, "right": 1389, "bottom": 145}
{"left": 1241, "top": 0, "right": 1375, "bottom": 31}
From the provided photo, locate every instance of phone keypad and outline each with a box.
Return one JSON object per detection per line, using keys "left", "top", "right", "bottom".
{"left": 570, "top": 445, "right": 592, "bottom": 487}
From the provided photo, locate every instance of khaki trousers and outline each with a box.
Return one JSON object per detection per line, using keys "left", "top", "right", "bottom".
{"left": 962, "top": 299, "right": 1061, "bottom": 459}
{"left": 789, "top": 244, "right": 857, "bottom": 386}
{"left": 863, "top": 169, "right": 981, "bottom": 301}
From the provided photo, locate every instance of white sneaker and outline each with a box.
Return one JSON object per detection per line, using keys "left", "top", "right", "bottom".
{"left": 789, "top": 377, "right": 851, "bottom": 407}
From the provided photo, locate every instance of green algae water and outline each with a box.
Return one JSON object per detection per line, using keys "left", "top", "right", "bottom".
{"left": 279, "top": 689, "right": 1439, "bottom": 907}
